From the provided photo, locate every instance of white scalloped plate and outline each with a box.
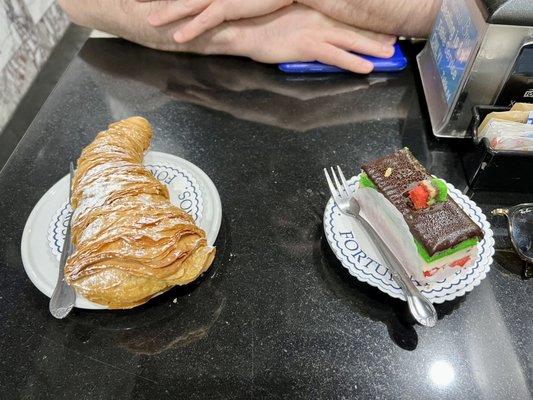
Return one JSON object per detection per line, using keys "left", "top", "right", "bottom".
{"left": 323, "top": 175, "right": 494, "bottom": 303}
{"left": 21, "top": 151, "right": 222, "bottom": 310}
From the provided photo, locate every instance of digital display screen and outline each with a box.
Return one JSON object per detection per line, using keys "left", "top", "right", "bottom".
{"left": 430, "top": 0, "right": 479, "bottom": 105}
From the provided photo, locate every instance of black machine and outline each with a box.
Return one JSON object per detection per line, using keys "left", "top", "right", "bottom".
{"left": 417, "top": 0, "right": 533, "bottom": 138}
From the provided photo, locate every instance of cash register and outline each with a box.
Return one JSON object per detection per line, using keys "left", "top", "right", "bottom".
{"left": 417, "top": 0, "right": 533, "bottom": 138}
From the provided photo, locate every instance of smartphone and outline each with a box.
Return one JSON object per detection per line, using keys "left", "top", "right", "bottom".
{"left": 278, "top": 43, "right": 407, "bottom": 73}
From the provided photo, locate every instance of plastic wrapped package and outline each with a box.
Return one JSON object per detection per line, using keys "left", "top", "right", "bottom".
{"left": 355, "top": 186, "right": 423, "bottom": 280}
{"left": 479, "top": 119, "right": 533, "bottom": 151}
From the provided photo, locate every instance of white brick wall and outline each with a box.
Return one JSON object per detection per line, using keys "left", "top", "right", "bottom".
{"left": 0, "top": 1, "right": 69, "bottom": 131}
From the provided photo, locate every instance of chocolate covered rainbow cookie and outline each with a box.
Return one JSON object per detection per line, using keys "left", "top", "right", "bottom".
{"left": 358, "top": 148, "right": 484, "bottom": 282}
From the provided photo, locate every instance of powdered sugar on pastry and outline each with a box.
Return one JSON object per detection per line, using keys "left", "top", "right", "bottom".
{"left": 65, "top": 117, "right": 215, "bottom": 309}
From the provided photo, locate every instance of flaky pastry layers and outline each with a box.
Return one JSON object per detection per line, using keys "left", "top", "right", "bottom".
{"left": 65, "top": 117, "right": 215, "bottom": 309}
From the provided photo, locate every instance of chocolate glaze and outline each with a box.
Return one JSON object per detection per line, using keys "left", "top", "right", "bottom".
{"left": 361, "top": 148, "right": 484, "bottom": 256}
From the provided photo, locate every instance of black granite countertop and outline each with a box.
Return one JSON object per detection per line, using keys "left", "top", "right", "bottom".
{"left": 0, "top": 39, "right": 531, "bottom": 400}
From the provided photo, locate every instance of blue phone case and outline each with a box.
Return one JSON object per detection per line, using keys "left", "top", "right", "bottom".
{"left": 279, "top": 43, "right": 407, "bottom": 73}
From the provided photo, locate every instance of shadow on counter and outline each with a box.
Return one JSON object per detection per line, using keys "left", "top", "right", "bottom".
{"left": 314, "top": 225, "right": 465, "bottom": 351}
{"left": 24, "top": 213, "right": 232, "bottom": 356}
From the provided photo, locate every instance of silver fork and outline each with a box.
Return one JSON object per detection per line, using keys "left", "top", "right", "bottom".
{"left": 49, "top": 162, "right": 77, "bottom": 319}
{"left": 324, "top": 166, "right": 437, "bottom": 327}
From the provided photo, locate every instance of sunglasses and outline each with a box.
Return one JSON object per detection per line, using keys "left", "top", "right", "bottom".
{"left": 492, "top": 203, "right": 533, "bottom": 265}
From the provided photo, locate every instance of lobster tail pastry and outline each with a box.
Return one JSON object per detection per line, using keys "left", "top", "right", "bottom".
{"left": 65, "top": 117, "right": 215, "bottom": 309}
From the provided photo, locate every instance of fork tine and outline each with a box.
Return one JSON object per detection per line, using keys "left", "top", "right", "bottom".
{"left": 337, "top": 166, "right": 353, "bottom": 196}
{"left": 330, "top": 167, "right": 347, "bottom": 198}
{"left": 324, "top": 168, "right": 341, "bottom": 203}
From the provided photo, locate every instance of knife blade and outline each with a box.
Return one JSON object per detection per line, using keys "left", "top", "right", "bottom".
{"left": 49, "top": 162, "right": 76, "bottom": 319}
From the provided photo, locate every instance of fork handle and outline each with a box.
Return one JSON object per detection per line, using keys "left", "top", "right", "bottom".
{"left": 357, "top": 216, "right": 437, "bottom": 327}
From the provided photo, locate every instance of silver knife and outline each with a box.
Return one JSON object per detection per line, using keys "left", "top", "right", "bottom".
{"left": 49, "top": 162, "right": 76, "bottom": 319}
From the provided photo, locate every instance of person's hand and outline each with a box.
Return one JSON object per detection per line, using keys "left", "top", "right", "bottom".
{"left": 63, "top": 0, "right": 396, "bottom": 74}
{"left": 225, "top": 5, "right": 396, "bottom": 74}
{"left": 142, "top": 0, "right": 293, "bottom": 43}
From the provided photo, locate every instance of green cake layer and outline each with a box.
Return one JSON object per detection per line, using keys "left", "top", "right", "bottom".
{"left": 358, "top": 173, "right": 477, "bottom": 263}
{"left": 359, "top": 173, "right": 376, "bottom": 189}
{"left": 415, "top": 237, "right": 478, "bottom": 263}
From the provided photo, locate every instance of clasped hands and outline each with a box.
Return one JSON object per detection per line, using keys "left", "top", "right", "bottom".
{"left": 138, "top": 0, "right": 397, "bottom": 73}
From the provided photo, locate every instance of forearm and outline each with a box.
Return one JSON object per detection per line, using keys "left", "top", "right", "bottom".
{"left": 58, "top": 0, "right": 239, "bottom": 53}
{"left": 58, "top": 1, "right": 399, "bottom": 73}
{"left": 298, "top": 0, "right": 442, "bottom": 37}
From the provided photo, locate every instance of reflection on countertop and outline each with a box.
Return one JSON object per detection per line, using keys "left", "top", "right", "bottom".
{"left": 80, "top": 41, "right": 411, "bottom": 131}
